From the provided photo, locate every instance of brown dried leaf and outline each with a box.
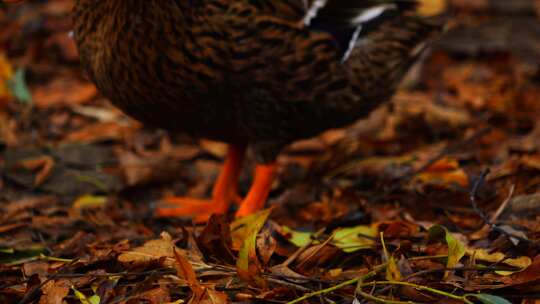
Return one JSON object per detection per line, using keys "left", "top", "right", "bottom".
{"left": 32, "top": 79, "right": 97, "bottom": 108}
{"left": 505, "top": 255, "right": 540, "bottom": 288}
{"left": 16, "top": 155, "right": 55, "bottom": 186}
{"left": 137, "top": 287, "right": 171, "bottom": 304}
{"left": 39, "top": 280, "right": 70, "bottom": 304}
{"left": 174, "top": 246, "right": 228, "bottom": 304}
{"left": 64, "top": 121, "right": 137, "bottom": 144}
{"left": 118, "top": 231, "right": 191, "bottom": 267}
{"left": 196, "top": 214, "right": 235, "bottom": 264}
{"left": 174, "top": 248, "right": 202, "bottom": 294}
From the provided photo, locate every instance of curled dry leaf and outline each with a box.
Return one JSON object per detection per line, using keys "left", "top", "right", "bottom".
{"left": 174, "top": 247, "right": 228, "bottom": 304}
{"left": 196, "top": 214, "right": 235, "bottom": 264}
{"left": 466, "top": 248, "right": 531, "bottom": 275}
{"left": 429, "top": 225, "right": 466, "bottom": 279}
{"left": 32, "top": 78, "right": 97, "bottom": 108}
{"left": 331, "top": 224, "right": 377, "bottom": 253}
{"left": 63, "top": 121, "right": 137, "bottom": 144}
{"left": 39, "top": 280, "right": 70, "bottom": 304}
{"left": 416, "top": 157, "right": 469, "bottom": 188}
{"left": 16, "top": 155, "right": 55, "bottom": 186}
{"left": 505, "top": 254, "right": 540, "bottom": 287}
{"left": 118, "top": 231, "right": 202, "bottom": 268}
{"left": 233, "top": 209, "right": 271, "bottom": 287}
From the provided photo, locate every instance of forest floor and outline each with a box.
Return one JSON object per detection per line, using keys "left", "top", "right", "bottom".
{"left": 1, "top": 1, "right": 540, "bottom": 303}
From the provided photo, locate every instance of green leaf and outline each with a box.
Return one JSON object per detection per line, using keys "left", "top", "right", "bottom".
{"left": 235, "top": 209, "right": 271, "bottom": 286}
{"left": 428, "top": 225, "right": 465, "bottom": 278}
{"left": 71, "top": 286, "right": 101, "bottom": 304}
{"left": 88, "top": 295, "right": 101, "bottom": 304}
{"left": 72, "top": 287, "right": 91, "bottom": 304}
{"left": 7, "top": 68, "right": 32, "bottom": 104}
{"left": 467, "top": 294, "right": 512, "bottom": 304}
{"left": 281, "top": 226, "right": 313, "bottom": 247}
{"left": 332, "top": 225, "right": 377, "bottom": 253}
{"left": 380, "top": 232, "right": 402, "bottom": 281}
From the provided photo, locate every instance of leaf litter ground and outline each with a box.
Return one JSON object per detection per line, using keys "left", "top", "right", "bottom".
{"left": 1, "top": 1, "right": 540, "bottom": 303}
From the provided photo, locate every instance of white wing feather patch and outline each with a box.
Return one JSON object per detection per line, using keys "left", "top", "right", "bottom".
{"left": 302, "top": 2, "right": 401, "bottom": 62}
{"left": 350, "top": 4, "right": 396, "bottom": 25}
{"left": 342, "top": 25, "right": 362, "bottom": 63}
{"left": 303, "top": 0, "right": 328, "bottom": 26}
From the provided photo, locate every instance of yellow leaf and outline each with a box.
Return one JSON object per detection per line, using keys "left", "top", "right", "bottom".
{"left": 234, "top": 209, "right": 271, "bottom": 286}
{"left": 72, "top": 195, "right": 107, "bottom": 210}
{"left": 380, "top": 232, "right": 402, "bottom": 282}
{"left": 281, "top": 226, "right": 313, "bottom": 247}
{"left": 429, "top": 225, "right": 466, "bottom": 278}
{"left": 466, "top": 248, "right": 532, "bottom": 275}
{"left": 332, "top": 225, "right": 377, "bottom": 253}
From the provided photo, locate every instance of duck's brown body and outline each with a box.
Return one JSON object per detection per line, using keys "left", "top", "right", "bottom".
{"left": 72, "top": 0, "right": 443, "bottom": 221}
{"left": 73, "top": 0, "right": 441, "bottom": 161}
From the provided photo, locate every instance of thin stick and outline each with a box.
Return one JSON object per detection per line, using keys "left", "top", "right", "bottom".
{"left": 469, "top": 169, "right": 534, "bottom": 246}
{"left": 286, "top": 265, "right": 385, "bottom": 304}
{"left": 358, "top": 281, "right": 474, "bottom": 304}
{"left": 490, "top": 184, "right": 515, "bottom": 223}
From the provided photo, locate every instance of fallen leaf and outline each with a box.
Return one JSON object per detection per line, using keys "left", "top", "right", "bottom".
{"left": 64, "top": 121, "right": 136, "bottom": 144}
{"left": 32, "top": 78, "right": 97, "bottom": 108}
{"left": 466, "top": 248, "right": 531, "bottom": 275}
{"left": 196, "top": 215, "right": 235, "bottom": 264}
{"left": 174, "top": 245, "right": 228, "bottom": 304}
{"left": 280, "top": 226, "right": 313, "bottom": 248}
{"left": 16, "top": 155, "right": 55, "bottom": 186}
{"left": 72, "top": 195, "right": 107, "bottom": 210}
{"left": 416, "top": 157, "right": 469, "bottom": 187}
{"left": 72, "top": 286, "right": 100, "bottom": 304}
{"left": 506, "top": 255, "right": 540, "bottom": 288}
{"left": 7, "top": 68, "right": 32, "bottom": 104}
{"left": 467, "top": 293, "right": 512, "bottom": 304}
{"left": 381, "top": 233, "right": 402, "bottom": 282}
{"left": 429, "top": 225, "right": 466, "bottom": 278}
{"left": 331, "top": 225, "right": 377, "bottom": 253}
{"left": 234, "top": 209, "right": 271, "bottom": 286}
{"left": 174, "top": 247, "right": 204, "bottom": 298}
{"left": 39, "top": 280, "right": 70, "bottom": 304}
{"left": 136, "top": 287, "right": 171, "bottom": 304}
{"left": 118, "top": 231, "right": 201, "bottom": 268}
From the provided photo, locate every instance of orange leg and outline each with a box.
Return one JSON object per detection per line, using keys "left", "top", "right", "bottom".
{"left": 235, "top": 163, "right": 277, "bottom": 217}
{"left": 155, "top": 144, "right": 246, "bottom": 223}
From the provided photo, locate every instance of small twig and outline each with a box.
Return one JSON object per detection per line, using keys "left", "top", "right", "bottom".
{"left": 399, "top": 127, "right": 492, "bottom": 182}
{"left": 285, "top": 255, "right": 499, "bottom": 304}
{"left": 286, "top": 264, "right": 386, "bottom": 304}
{"left": 355, "top": 289, "right": 414, "bottom": 304}
{"left": 296, "top": 231, "right": 335, "bottom": 270}
{"left": 266, "top": 278, "right": 312, "bottom": 292}
{"left": 369, "top": 127, "right": 492, "bottom": 202}
{"left": 469, "top": 169, "right": 535, "bottom": 246}
{"left": 490, "top": 184, "right": 515, "bottom": 223}
{"left": 282, "top": 228, "right": 325, "bottom": 267}
{"left": 358, "top": 281, "right": 474, "bottom": 304}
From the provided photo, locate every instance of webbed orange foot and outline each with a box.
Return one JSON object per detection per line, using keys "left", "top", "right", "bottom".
{"left": 154, "top": 144, "right": 246, "bottom": 223}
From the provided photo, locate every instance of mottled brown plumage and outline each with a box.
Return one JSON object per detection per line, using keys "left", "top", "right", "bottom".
{"left": 72, "top": 0, "right": 444, "bottom": 221}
